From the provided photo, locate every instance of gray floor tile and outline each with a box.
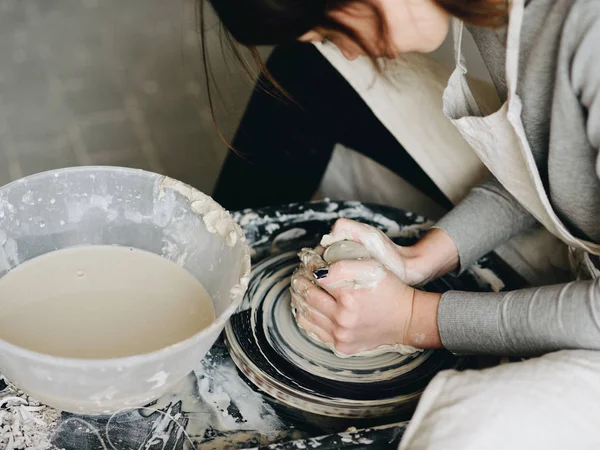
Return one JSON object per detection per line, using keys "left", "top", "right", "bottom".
{"left": 143, "top": 97, "right": 207, "bottom": 133}
{"left": 87, "top": 151, "right": 156, "bottom": 172}
{"left": 6, "top": 111, "right": 66, "bottom": 141}
{"left": 0, "top": 0, "right": 254, "bottom": 196}
{"left": 0, "top": 142, "right": 12, "bottom": 186}
{"left": 80, "top": 119, "right": 139, "bottom": 154}
{"left": 16, "top": 143, "right": 79, "bottom": 177}
{"left": 64, "top": 85, "right": 125, "bottom": 116}
{"left": 155, "top": 130, "right": 223, "bottom": 193}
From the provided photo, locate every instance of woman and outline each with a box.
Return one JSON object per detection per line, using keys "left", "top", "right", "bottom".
{"left": 208, "top": 0, "right": 600, "bottom": 446}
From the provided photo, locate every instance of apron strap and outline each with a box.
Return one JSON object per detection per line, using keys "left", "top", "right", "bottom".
{"left": 505, "top": 0, "right": 524, "bottom": 99}
{"left": 452, "top": 19, "right": 466, "bottom": 74}
{"left": 450, "top": 18, "right": 483, "bottom": 117}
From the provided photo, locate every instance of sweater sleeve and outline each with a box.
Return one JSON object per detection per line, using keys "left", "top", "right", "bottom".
{"left": 433, "top": 175, "right": 537, "bottom": 272}
{"left": 438, "top": 280, "right": 600, "bottom": 355}
{"left": 570, "top": 5, "right": 600, "bottom": 169}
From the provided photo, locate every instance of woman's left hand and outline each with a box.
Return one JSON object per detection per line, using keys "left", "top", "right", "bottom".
{"left": 291, "top": 258, "right": 443, "bottom": 355}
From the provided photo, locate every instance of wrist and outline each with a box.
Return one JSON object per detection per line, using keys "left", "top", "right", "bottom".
{"left": 405, "top": 290, "right": 443, "bottom": 349}
{"left": 398, "top": 228, "right": 459, "bottom": 285}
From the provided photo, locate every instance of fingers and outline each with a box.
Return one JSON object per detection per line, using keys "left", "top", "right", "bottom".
{"left": 295, "top": 314, "right": 334, "bottom": 344}
{"left": 291, "top": 291, "right": 335, "bottom": 333}
{"left": 291, "top": 273, "right": 337, "bottom": 319}
{"left": 314, "top": 259, "right": 388, "bottom": 299}
{"left": 297, "top": 247, "right": 326, "bottom": 273}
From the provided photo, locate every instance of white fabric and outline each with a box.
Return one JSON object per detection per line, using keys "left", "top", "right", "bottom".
{"left": 320, "top": 144, "right": 448, "bottom": 220}
{"left": 398, "top": 350, "right": 600, "bottom": 450}
{"left": 315, "top": 44, "right": 498, "bottom": 206}
{"left": 443, "top": 18, "right": 573, "bottom": 284}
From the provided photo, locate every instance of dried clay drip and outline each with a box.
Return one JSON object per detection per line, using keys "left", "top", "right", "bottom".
{"left": 52, "top": 407, "right": 196, "bottom": 450}
{"left": 0, "top": 376, "right": 61, "bottom": 450}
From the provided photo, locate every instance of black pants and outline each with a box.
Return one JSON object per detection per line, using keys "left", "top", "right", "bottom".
{"left": 213, "top": 42, "right": 451, "bottom": 211}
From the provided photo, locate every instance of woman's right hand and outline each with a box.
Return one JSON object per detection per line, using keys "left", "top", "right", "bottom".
{"left": 321, "top": 218, "right": 460, "bottom": 286}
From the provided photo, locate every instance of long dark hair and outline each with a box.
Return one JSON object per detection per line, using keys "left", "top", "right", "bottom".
{"left": 198, "top": 0, "right": 508, "bottom": 147}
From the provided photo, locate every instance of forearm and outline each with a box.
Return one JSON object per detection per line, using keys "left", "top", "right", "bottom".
{"left": 433, "top": 177, "right": 537, "bottom": 272}
{"left": 438, "top": 279, "right": 600, "bottom": 355}
{"left": 400, "top": 177, "right": 537, "bottom": 285}
{"left": 401, "top": 228, "right": 460, "bottom": 285}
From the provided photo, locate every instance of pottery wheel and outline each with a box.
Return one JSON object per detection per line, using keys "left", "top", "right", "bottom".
{"left": 226, "top": 201, "right": 520, "bottom": 419}
{"left": 226, "top": 252, "right": 459, "bottom": 419}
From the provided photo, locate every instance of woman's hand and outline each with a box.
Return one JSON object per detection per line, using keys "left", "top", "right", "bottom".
{"left": 291, "top": 258, "right": 443, "bottom": 355}
{"left": 321, "top": 218, "right": 460, "bottom": 286}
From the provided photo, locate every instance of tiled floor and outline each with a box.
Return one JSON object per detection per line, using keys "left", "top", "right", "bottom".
{"left": 0, "top": 0, "right": 254, "bottom": 194}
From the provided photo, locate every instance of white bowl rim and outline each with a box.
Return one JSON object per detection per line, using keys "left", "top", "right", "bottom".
{"left": 0, "top": 166, "right": 250, "bottom": 368}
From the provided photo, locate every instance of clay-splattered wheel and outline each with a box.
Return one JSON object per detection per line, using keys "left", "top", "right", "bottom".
{"left": 226, "top": 201, "right": 521, "bottom": 419}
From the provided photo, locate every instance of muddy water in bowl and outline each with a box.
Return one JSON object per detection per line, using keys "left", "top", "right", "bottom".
{"left": 0, "top": 246, "right": 215, "bottom": 359}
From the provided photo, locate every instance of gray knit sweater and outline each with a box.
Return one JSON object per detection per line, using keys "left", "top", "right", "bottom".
{"left": 435, "top": 0, "right": 600, "bottom": 355}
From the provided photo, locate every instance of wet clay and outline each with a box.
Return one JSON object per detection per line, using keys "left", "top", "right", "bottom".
{"left": 0, "top": 246, "right": 215, "bottom": 359}
{"left": 322, "top": 241, "right": 371, "bottom": 264}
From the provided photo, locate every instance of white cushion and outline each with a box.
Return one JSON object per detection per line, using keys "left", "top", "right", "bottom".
{"left": 399, "top": 350, "right": 600, "bottom": 450}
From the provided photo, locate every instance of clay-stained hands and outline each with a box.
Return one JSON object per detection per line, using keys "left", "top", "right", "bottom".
{"left": 290, "top": 219, "right": 443, "bottom": 356}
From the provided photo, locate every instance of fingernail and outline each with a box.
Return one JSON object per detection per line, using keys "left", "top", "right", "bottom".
{"left": 313, "top": 268, "right": 329, "bottom": 280}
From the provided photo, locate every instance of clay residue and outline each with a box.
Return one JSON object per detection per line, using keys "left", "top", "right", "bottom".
{"left": 232, "top": 202, "right": 417, "bottom": 236}
{"left": 157, "top": 176, "right": 251, "bottom": 311}
{"left": 158, "top": 176, "right": 245, "bottom": 248}
{"left": 0, "top": 230, "right": 19, "bottom": 275}
{"left": 0, "top": 376, "right": 61, "bottom": 450}
{"left": 297, "top": 248, "right": 327, "bottom": 272}
{"left": 471, "top": 264, "right": 506, "bottom": 292}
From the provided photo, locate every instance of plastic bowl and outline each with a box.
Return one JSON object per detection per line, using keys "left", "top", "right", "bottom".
{"left": 0, "top": 167, "right": 250, "bottom": 414}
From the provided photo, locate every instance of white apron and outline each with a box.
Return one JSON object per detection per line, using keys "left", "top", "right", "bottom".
{"left": 443, "top": 0, "right": 600, "bottom": 281}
